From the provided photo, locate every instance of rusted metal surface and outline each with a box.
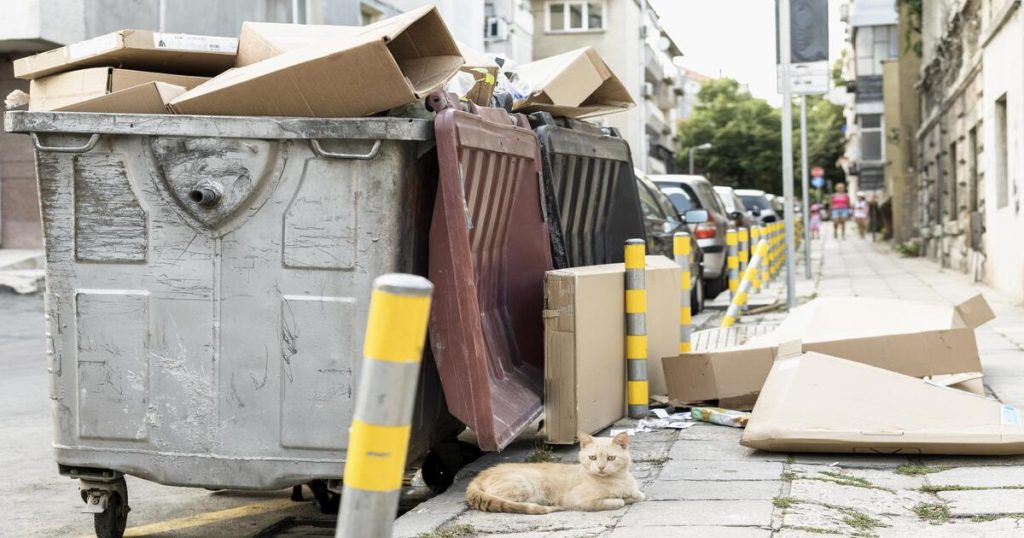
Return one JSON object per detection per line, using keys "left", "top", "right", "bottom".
{"left": 8, "top": 111, "right": 460, "bottom": 490}
{"left": 426, "top": 94, "right": 552, "bottom": 451}
{"left": 530, "top": 113, "right": 645, "bottom": 269}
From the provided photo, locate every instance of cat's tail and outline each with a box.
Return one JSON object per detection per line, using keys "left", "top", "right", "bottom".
{"left": 465, "top": 481, "right": 561, "bottom": 515}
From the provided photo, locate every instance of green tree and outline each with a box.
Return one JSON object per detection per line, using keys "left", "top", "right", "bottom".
{"left": 677, "top": 78, "right": 846, "bottom": 197}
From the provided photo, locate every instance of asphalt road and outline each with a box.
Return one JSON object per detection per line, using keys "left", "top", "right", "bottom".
{"left": 0, "top": 292, "right": 328, "bottom": 537}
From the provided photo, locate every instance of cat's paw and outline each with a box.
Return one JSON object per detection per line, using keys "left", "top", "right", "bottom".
{"left": 625, "top": 491, "right": 646, "bottom": 503}
{"left": 602, "top": 498, "right": 626, "bottom": 510}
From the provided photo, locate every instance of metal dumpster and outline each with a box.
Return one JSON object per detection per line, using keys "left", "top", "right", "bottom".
{"left": 529, "top": 112, "right": 645, "bottom": 269}
{"left": 4, "top": 111, "right": 462, "bottom": 532}
{"left": 426, "top": 94, "right": 552, "bottom": 452}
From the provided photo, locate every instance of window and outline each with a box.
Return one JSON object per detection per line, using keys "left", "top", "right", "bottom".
{"left": 637, "top": 180, "right": 665, "bottom": 222}
{"left": 546, "top": 1, "right": 604, "bottom": 32}
{"left": 662, "top": 186, "right": 693, "bottom": 213}
{"left": 860, "top": 114, "right": 883, "bottom": 162}
{"left": 996, "top": 94, "right": 1009, "bottom": 208}
{"left": 949, "top": 141, "right": 958, "bottom": 215}
{"left": 855, "top": 25, "right": 898, "bottom": 77}
{"left": 360, "top": 4, "right": 383, "bottom": 25}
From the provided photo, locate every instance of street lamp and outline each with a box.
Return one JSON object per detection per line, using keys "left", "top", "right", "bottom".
{"left": 688, "top": 142, "right": 712, "bottom": 175}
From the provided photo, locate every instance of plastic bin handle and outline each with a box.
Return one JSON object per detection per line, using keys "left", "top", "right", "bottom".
{"left": 30, "top": 133, "right": 100, "bottom": 154}
{"left": 309, "top": 139, "right": 382, "bottom": 160}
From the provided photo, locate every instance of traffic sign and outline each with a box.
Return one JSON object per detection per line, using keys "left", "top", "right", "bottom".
{"left": 811, "top": 166, "right": 824, "bottom": 178}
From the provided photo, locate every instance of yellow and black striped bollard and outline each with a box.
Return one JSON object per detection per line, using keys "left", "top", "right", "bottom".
{"left": 624, "top": 239, "right": 648, "bottom": 418}
{"left": 750, "top": 225, "right": 763, "bottom": 294}
{"left": 721, "top": 240, "right": 769, "bottom": 328}
{"left": 674, "top": 232, "right": 692, "bottom": 353}
{"left": 738, "top": 227, "right": 750, "bottom": 276}
{"left": 726, "top": 229, "right": 739, "bottom": 300}
{"left": 337, "top": 274, "right": 433, "bottom": 538}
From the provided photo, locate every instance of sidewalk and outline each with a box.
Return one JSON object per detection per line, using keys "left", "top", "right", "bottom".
{"left": 398, "top": 231, "right": 1024, "bottom": 538}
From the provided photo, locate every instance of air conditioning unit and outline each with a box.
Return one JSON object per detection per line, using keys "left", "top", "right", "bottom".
{"left": 485, "top": 17, "right": 509, "bottom": 40}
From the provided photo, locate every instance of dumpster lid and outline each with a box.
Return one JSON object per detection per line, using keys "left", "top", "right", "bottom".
{"left": 4, "top": 111, "right": 433, "bottom": 141}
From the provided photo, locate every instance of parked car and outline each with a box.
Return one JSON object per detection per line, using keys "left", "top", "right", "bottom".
{"left": 713, "top": 186, "right": 753, "bottom": 229}
{"left": 651, "top": 174, "right": 733, "bottom": 298}
{"left": 635, "top": 171, "right": 706, "bottom": 313}
{"left": 736, "top": 189, "right": 779, "bottom": 224}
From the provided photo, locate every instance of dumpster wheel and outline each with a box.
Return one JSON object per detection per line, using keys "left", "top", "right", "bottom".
{"left": 81, "top": 476, "right": 129, "bottom": 538}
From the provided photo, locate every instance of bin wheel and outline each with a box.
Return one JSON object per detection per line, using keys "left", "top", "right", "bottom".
{"left": 93, "top": 479, "right": 128, "bottom": 538}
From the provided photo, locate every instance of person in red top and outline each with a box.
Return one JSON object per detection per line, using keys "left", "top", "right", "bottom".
{"left": 830, "top": 183, "right": 851, "bottom": 240}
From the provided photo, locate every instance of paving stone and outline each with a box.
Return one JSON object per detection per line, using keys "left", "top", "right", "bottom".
{"left": 609, "top": 525, "right": 771, "bottom": 537}
{"left": 916, "top": 454, "right": 1024, "bottom": 468}
{"left": 787, "top": 463, "right": 927, "bottom": 491}
{"left": 938, "top": 488, "right": 1024, "bottom": 516}
{"left": 616, "top": 499, "right": 774, "bottom": 527}
{"left": 658, "top": 459, "right": 784, "bottom": 481}
{"left": 677, "top": 423, "right": 746, "bottom": 442}
{"left": 789, "top": 478, "right": 927, "bottom": 517}
{"left": 928, "top": 466, "right": 1024, "bottom": 488}
{"left": 791, "top": 453, "right": 911, "bottom": 469}
{"left": 669, "top": 439, "right": 788, "bottom": 462}
{"left": 453, "top": 505, "right": 624, "bottom": 534}
{"left": 781, "top": 501, "right": 894, "bottom": 535}
{"left": 480, "top": 528, "right": 609, "bottom": 537}
{"left": 645, "top": 480, "right": 783, "bottom": 501}
{"left": 877, "top": 516, "right": 1024, "bottom": 537}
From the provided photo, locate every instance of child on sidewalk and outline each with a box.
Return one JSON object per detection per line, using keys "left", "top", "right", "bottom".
{"left": 809, "top": 202, "right": 822, "bottom": 239}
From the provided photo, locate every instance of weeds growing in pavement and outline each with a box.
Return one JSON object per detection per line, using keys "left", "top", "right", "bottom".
{"left": 788, "top": 526, "right": 842, "bottom": 535}
{"left": 525, "top": 443, "right": 556, "bottom": 463}
{"left": 920, "top": 484, "right": 1024, "bottom": 493}
{"left": 970, "top": 513, "right": 1024, "bottom": 522}
{"left": 418, "top": 523, "right": 475, "bottom": 538}
{"left": 633, "top": 456, "right": 670, "bottom": 465}
{"left": 913, "top": 503, "right": 951, "bottom": 524}
{"left": 895, "top": 464, "right": 951, "bottom": 476}
{"left": 773, "top": 496, "right": 797, "bottom": 509}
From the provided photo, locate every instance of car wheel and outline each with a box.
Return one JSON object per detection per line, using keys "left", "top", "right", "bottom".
{"left": 691, "top": 268, "right": 705, "bottom": 314}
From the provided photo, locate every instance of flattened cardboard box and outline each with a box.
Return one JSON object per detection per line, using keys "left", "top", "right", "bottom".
{"left": 663, "top": 294, "right": 994, "bottom": 409}
{"left": 171, "top": 6, "right": 463, "bottom": 117}
{"left": 56, "top": 82, "right": 187, "bottom": 114}
{"left": 543, "top": 256, "right": 679, "bottom": 444}
{"left": 235, "top": 21, "right": 496, "bottom": 105}
{"left": 513, "top": 47, "right": 634, "bottom": 119}
{"left": 29, "top": 68, "right": 207, "bottom": 112}
{"left": 15, "top": 30, "right": 237, "bottom": 80}
{"left": 741, "top": 352, "right": 1024, "bottom": 455}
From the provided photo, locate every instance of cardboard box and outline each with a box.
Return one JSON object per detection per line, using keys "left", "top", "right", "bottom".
{"left": 741, "top": 352, "right": 1024, "bottom": 455}
{"left": 170, "top": 6, "right": 463, "bottom": 117}
{"left": 235, "top": 20, "right": 495, "bottom": 107}
{"left": 56, "top": 82, "right": 186, "bottom": 114}
{"left": 14, "top": 30, "right": 237, "bottom": 80}
{"left": 29, "top": 68, "right": 207, "bottom": 112}
{"left": 512, "top": 47, "right": 634, "bottom": 119}
{"left": 543, "top": 256, "right": 679, "bottom": 444}
{"left": 663, "top": 294, "right": 994, "bottom": 409}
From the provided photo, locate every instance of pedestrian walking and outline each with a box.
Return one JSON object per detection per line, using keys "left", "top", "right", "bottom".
{"left": 830, "top": 183, "right": 851, "bottom": 240}
{"left": 853, "top": 193, "right": 869, "bottom": 239}
{"left": 809, "top": 202, "right": 822, "bottom": 239}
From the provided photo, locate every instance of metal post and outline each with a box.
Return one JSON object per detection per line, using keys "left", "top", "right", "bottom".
{"left": 738, "top": 227, "right": 750, "bottom": 276}
{"left": 725, "top": 229, "right": 739, "bottom": 299}
{"left": 800, "top": 97, "right": 812, "bottom": 279}
{"left": 624, "top": 239, "right": 648, "bottom": 418}
{"left": 761, "top": 225, "right": 771, "bottom": 288}
{"left": 638, "top": 0, "right": 648, "bottom": 173}
{"left": 689, "top": 147, "right": 695, "bottom": 175}
{"left": 750, "top": 226, "right": 763, "bottom": 293}
{"left": 337, "top": 274, "right": 434, "bottom": 538}
{"left": 158, "top": 0, "right": 166, "bottom": 31}
{"left": 674, "top": 232, "right": 692, "bottom": 353}
{"left": 721, "top": 240, "right": 768, "bottom": 327}
{"left": 779, "top": 0, "right": 796, "bottom": 308}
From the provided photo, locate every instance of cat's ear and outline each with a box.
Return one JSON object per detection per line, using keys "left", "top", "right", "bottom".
{"left": 578, "top": 432, "right": 594, "bottom": 447}
{"left": 612, "top": 432, "right": 629, "bottom": 449}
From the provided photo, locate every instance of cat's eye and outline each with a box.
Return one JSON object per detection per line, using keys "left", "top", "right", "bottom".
{"left": 607, "top": 456, "right": 616, "bottom": 461}
{"left": 589, "top": 455, "right": 597, "bottom": 460}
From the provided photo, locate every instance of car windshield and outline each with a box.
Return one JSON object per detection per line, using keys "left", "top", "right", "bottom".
{"left": 661, "top": 186, "right": 693, "bottom": 213}
{"left": 715, "top": 190, "right": 739, "bottom": 212}
{"left": 739, "top": 195, "right": 770, "bottom": 211}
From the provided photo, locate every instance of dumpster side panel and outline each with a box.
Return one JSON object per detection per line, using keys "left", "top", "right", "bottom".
{"left": 21, "top": 117, "right": 459, "bottom": 490}
{"left": 429, "top": 105, "right": 550, "bottom": 451}
{"left": 534, "top": 119, "right": 645, "bottom": 269}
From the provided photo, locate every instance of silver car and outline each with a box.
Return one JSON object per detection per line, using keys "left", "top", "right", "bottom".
{"left": 652, "top": 175, "right": 733, "bottom": 298}
{"left": 736, "top": 189, "right": 779, "bottom": 224}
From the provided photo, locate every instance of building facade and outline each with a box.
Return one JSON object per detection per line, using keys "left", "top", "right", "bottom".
{"left": 531, "top": 0, "right": 687, "bottom": 173}
{"left": 840, "top": 0, "right": 900, "bottom": 196}
{"left": 484, "top": 0, "right": 534, "bottom": 62}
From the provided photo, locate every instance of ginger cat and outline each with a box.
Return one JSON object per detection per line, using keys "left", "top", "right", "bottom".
{"left": 465, "top": 432, "right": 644, "bottom": 514}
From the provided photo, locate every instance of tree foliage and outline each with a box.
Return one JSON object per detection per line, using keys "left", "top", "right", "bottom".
{"left": 676, "top": 78, "right": 846, "bottom": 196}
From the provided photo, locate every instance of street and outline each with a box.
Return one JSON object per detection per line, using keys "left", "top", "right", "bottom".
{"left": 5, "top": 229, "right": 1024, "bottom": 536}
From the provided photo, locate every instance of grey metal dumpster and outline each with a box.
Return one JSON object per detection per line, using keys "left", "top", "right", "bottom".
{"left": 4, "top": 111, "right": 462, "bottom": 535}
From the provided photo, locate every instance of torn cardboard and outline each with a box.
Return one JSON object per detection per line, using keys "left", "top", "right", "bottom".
{"left": 170, "top": 6, "right": 463, "bottom": 117}
{"left": 14, "top": 30, "right": 236, "bottom": 80}
{"left": 455, "top": 41, "right": 499, "bottom": 106}
{"left": 512, "top": 47, "right": 634, "bottom": 119}
{"left": 29, "top": 68, "right": 206, "bottom": 112}
{"left": 663, "top": 294, "right": 995, "bottom": 409}
{"left": 741, "top": 352, "right": 1024, "bottom": 455}
{"left": 543, "top": 256, "right": 679, "bottom": 444}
